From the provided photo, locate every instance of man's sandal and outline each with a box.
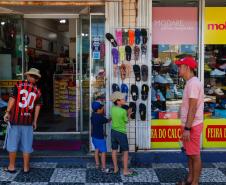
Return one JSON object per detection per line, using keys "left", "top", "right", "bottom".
{"left": 123, "top": 170, "right": 138, "bottom": 177}
{"left": 3, "top": 167, "right": 16, "bottom": 174}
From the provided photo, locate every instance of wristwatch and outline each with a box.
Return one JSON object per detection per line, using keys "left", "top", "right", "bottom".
{"left": 184, "top": 126, "right": 191, "bottom": 131}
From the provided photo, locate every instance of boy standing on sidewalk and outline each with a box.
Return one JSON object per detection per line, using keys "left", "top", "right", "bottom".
{"left": 175, "top": 57, "right": 204, "bottom": 185}
{"left": 91, "top": 101, "right": 110, "bottom": 173}
{"left": 110, "top": 91, "right": 137, "bottom": 176}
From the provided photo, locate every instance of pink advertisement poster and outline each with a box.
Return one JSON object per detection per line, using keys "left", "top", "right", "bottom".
{"left": 152, "top": 7, "right": 198, "bottom": 44}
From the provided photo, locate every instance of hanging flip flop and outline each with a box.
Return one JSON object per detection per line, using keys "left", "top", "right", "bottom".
{"left": 105, "top": 33, "right": 118, "bottom": 47}
{"left": 129, "top": 102, "right": 136, "bottom": 119}
{"left": 141, "top": 65, "right": 148, "bottom": 81}
{"left": 141, "top": 44, "right": 147, "bottom": 56}
{"left": 139, "top": 103, "right": 146, "bottom": 121}
{"left": 122, "top": 29, "right": 128, "bottom": 45}
{"left": 125, "top": 62, "right": 132, "bottom": 78}
{"left": 121, "top": 83, "right": 129, "bottom": 101}
{"left": 120, "top": 64, "right": 126, "bottom": 80}
{"left": 128, "top": 29, "right": 135, "bottom": 46}
{"left": 116, "top": 29, "right": 123, "bottom": 46}
{"left": 125, "top": 45, "right": 132, "bottom": 61}
{"left": 141, "top": 84, "right": 149, "bottom": 100}
{"left": 112, "top": 48, "right": 119, "bottom": 64}
{"left": 133, "top": 64, "right": 141, "bottom": 82}
{"left": 141, "top": 29, "right": 148, "bottom": 44}
{"left": 134, "top": 46, "right": 140, "bottom": 61}
{"left": 113, "top": 65, "right": 118, "bottom": 78}
{"left": 100, "top": 41, "right": 105, "bottom": 60}
{"left": 135, "top": 29, "right": 141, "bottom": 45}
{"left": 131, "top": 84, "right": 139, "bottom": 101}
{"left": 119, "top": 46, "right": 125, "bottom": 62}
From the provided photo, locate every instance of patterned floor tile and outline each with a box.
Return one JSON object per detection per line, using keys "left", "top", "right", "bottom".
{"left": 85, "top": 183, "right": 123, "bottom": 185}
{"left": 152, "top": 163, "right": 184, "bottom": 169}
{"left": 50, "top": 168, "right": 86, "bottom": 183}
{"left": 200, "top": 183, "right": 226, "bottom": 185}
{"left": 213, "top": 162, "right": 226, "bottom": 168}
{"left": 121, "top": 168, "right": 159, "bottom": 183}
{"left": 0, "top": 182, "right": 11, "bottom": 185}
{"left": 30, "top": 162, "right": 57, "bottom": 169}
{"left": 13, "top": 168, "right": 54, "bottom": 182}
{"left": 200, "top": 168, "right": 226, "bottom": 182}
{"left": 160, "top": 183, "right": 174, "bottom": 185}
{"left": 56, "top": 163, "right": 86, "bottom": 168}
{"left": 0, "top": 168, "right": 20, "bottom": 182}
{"left": 10, "top": 182, "right": 48, "bottom": 185}
{"left": 218, "top": 168, "right": 226, "bottom": 176}
{"left": 49, "top": 183, "right": 84, "bottom": 185}
{"left": 123, "top": 183, "right": 160, "bottom": 185}
{"left": 155, "top": 168, "right": 187, "bottom": 183}
{"left": 86, "top": 169, "right": 122, "bottom": 183}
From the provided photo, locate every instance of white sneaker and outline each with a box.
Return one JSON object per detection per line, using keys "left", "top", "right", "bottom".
{"left": 219, "top": 63, "right": 226, "bottom": 70}
{"left": 163, "top": 58, "right": 171, "bottom": 66}
{"left": 210, "top": 69, "right": 225, "bottom": 76}
{"left": 164, "top": 73, "right": 173, "bottom": 83}
{"left": 214, "top": 88, "right": 224, "bottom": 96}
{"left": 154, "top": 75, "right": 168, "bottom": 84}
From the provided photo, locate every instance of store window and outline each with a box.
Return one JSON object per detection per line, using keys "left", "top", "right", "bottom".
{"left": 151, "top": 2, "right": 199, "bottom": 149}
{"left": 203, "top": 4, "right": 226, "bottom": 148}
{"left": 0, "top": 15, "right": 23, "bottom": 108}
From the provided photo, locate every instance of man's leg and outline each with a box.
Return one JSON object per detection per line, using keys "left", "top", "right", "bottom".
{"left": 187, "top": 156, "right": 193, "bottom": 183}
{"left": 101, "top": 152, "right": 106, "bottom": 169}
{"left": 112, "top": 150, "right": 118, "bottom": 172}
{"left": 191, "top": 155, "right": 202, "bottom": 185}
{"left": 8, "top": 152, "right": 17, "bottom": 170}
{"left": 122, "top": 151, "right": 129, "bottom": 175}
{"left": 23, "top": 153, "right": 30, "bottom": 172}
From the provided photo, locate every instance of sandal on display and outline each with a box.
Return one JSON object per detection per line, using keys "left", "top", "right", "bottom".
{"left": 129, "top": 102, "right": 136, "bottom": 119}
{"left": 123, "top": 170, "right": 138, "bottom": 177}
{"left": 112, "top": 48, "right": 119, "bottom": 65}
{"left": 134, "top": 46, "right": 140, "bottom": 61}
{"left": 131, "top": 84, "right": 139, "bottom": 101}
{"left": 128, "top": 29, "right": 135, "bottom": 46}
{"left": 141, "top": 65, "right": 148, "bottom": 82}
{"left": 116, "top": 29, "right": 122, "bottom": 46}
{"left": 125, "top": 62, "right": 132, "bottom": 78}
{"left": 125, "top": 45, "right": 132, "bottom": 61}
{"left": 139, "top": 103, "right": 146, "bottom": 121}
{"left": 119, "top": 46, "right": 125, "bottom": 62}
{"left": 120, "top": 64, "right": 127, "bottom": 80}
{"left": 135, "top": 28, "right": 141, "bottom": 45}
{"left": 105, "top": 33, "right": 118, "bottom": 47}
{"left": 133, "top": 64, "right": 141, "bottom": 81}
{"left": 122, "top": 29, "right": 128, "bottom": 45}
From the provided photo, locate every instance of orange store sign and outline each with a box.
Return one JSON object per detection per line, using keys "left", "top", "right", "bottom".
{"left": 151, "top": 126, "right": 182, "bottom": 142}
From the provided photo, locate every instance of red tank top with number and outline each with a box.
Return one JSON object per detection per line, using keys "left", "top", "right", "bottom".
{"left": 10, "top": 81, "right": 42, "bottom": 125}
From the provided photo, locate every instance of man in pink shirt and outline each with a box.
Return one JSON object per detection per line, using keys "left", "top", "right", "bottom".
{"left": 175, "top": 57, "right": 204, "bottom": 185}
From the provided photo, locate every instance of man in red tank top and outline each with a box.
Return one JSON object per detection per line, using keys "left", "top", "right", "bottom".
{"left": 3, "top": 68, "right": 42, "bottom": 174}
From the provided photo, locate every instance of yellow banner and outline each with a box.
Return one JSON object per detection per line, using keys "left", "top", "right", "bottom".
{"left": 203, "top": 119, "right": 226, "bottom": 148}
{"left": 205, "top": 7, "right": 226, "bottom": 44}
{"left": 151, "top": 119, "right": 182, "bottom": 149}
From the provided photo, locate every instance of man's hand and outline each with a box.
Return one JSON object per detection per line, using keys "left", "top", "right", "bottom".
{"left": 4, "top": 112, "right": 10, "bottom": 122}
{"left": 33, "top": 122, "right": 37, "bottom": 130}
{"left": 182, "top": 130, "right": 190, "bottom": 142}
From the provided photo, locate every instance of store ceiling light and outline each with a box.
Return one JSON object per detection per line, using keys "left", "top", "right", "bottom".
{"left": 1, "top": 21, "right": 5, "bottom": 25}
{"left": 59, "top": 19, "right": 66, "bottom": 24}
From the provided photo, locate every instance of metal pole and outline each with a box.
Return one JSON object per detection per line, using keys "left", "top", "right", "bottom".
{"left": 21, "top": 18, "right": 25, "bottom": 80}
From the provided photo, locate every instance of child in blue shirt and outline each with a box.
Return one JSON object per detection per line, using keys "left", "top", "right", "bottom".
{"left": 91, "top": 101, "right": 110, "bottom": 173}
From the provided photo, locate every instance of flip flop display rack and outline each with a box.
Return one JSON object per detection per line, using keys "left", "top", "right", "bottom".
{"left": 106, "top": 27, "right": 151, "bottom": 151}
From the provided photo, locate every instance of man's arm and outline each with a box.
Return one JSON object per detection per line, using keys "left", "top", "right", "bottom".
{"left": 4, "top": 97, "right": 16, "bottom": 122}
{"left": 185, "top": 98, "right": 198, "bottom": 128}
{"left": 33, "top": 105, "right": 41, "bottom": 130}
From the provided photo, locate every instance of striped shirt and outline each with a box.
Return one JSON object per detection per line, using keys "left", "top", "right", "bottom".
{"left": 10, "top": 81, "right": 42, "bottom": 125}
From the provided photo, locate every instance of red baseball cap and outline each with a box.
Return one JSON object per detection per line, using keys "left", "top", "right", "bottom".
{"left": 175, "top": 57, "right": 197, "bottom": 70}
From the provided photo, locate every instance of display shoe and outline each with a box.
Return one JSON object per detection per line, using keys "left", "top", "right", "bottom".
{"left": 173, "top": 85, "right": 183, "bottom": 98}
{"left": 219, "top": 63, "right": 226, "bottom": 70}
{"left": 151, "top": 88, "right": 157, "bottom": 101}
{"left": 214, "top": 88, "right": 224, "bottom": 96}
{"left": 210, "top": 69, "right": 225, "bottom": 76}
{"left": 166, "top": 88, "right": 174, "bottom": 100}
{"left": 154, "top": 74, "right": 168, "bottom": 84}
{"left": 204, "top": 63, "right": 212, "bottom": 72}
{"left": 163, "top": 73, "right": 173, "bottom": 84}
{"left": 162, "top": 58, "right": 171, "bottom": 67}
{"left": 156, "top": 89, "right": 166, "bottom": 101}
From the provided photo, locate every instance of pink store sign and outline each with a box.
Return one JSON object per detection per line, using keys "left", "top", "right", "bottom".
{"left": 153, "top": 7, "right": 198, "bottom": 44}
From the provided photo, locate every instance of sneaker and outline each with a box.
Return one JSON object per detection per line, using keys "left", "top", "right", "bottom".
{"left": 166, "top": 88, "right": 174, "bottom": 100}
{"left": 162, "top": 58, "right": 171, "bottom": 66}
{"left": 154, "top": 75, "right": 168, "bottom": 84}
{"left": 219, "top": 63, "right": 226, "bottom": 70}
{"left": 173, "top": 85, "right": 183, "bottom": 98}
{"left": 151, "top": 88, "right": 157, "bottom": 101}
{"left": 204, "top": 63, "right": 212, "bottom": 72}
{"left": 210, "top": 69, "right": 225, "bottom": 76}
{"left": 156, "top": 89, "right": 165, "bottom": 101}
{"left": 214, "top": 88, "right": 224, "bottom": 96}
{"left": 163, "top": 73, "right": 173, "bottom": 83}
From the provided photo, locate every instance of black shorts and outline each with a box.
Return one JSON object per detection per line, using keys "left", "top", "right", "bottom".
{"left": 111, "top": 129, "right": 129, "bottom": 152}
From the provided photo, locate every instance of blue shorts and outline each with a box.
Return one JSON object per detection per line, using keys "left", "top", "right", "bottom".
{"left": 4, "top": 125, "right": 33, "bottom": 153}
{"left": 92, "top": 137, "right": 107, "bottom": 152}
{"left": 111, "top": 129, "right": 129, "bottom": 152}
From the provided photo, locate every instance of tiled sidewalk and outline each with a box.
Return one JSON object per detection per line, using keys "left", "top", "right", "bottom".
{"left": 1, "top": 162, "right": 226, "bottom": 184}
